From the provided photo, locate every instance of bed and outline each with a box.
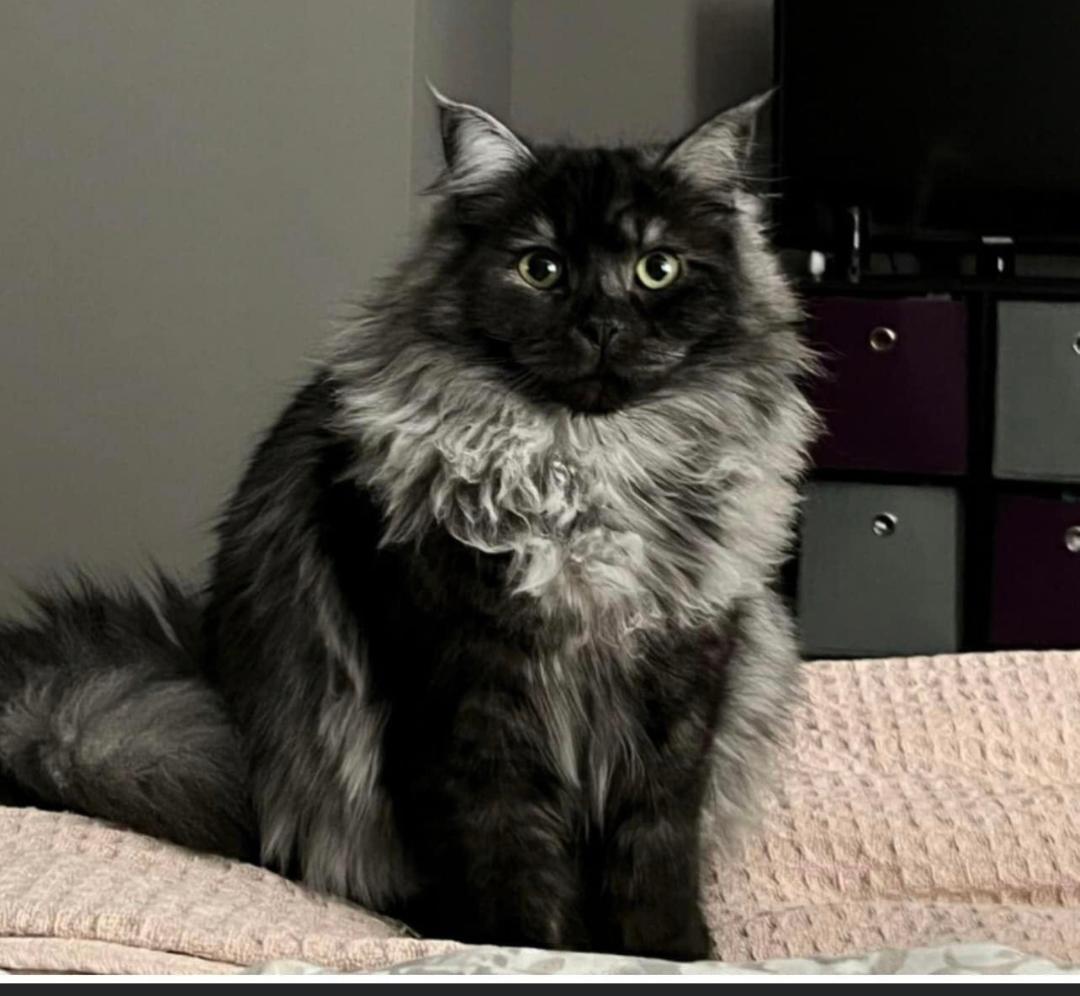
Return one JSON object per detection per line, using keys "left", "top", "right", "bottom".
{"left": 2, "top": 649, "right": 1079, "bottom": 975}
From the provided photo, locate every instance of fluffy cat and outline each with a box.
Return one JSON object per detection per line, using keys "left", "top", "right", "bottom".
{"left": 0, "top": 90, "right": 817, "bottom": 960}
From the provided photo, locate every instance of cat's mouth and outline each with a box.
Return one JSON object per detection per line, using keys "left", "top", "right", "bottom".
{"left": 559, "top": 373, "right": 635, "bottom": 414}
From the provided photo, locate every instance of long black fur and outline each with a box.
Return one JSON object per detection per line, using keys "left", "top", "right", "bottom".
{"left": 0, "top": 91, "right": 817, "bottom": 960}
{"left": 0, "top": 575, "right": 253, "bottom": 857}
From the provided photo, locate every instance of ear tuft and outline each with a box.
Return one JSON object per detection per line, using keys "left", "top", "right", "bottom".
{"left": 428, "top": 82, "right": 534, "bottom": 194}
{"left": 660, "top": 89, "right": 774, "bottom": 188}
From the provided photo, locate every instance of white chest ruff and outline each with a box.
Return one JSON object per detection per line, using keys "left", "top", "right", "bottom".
{"left": 342, "top": 361, "right": 798, "bottom": 638}
{"left": 428, "top": 435, "right": 767, "bottom": 639}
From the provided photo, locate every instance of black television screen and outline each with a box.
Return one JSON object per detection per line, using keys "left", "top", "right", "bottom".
{"left": 775, "top": 0, "right": 1080, "bottom": 251}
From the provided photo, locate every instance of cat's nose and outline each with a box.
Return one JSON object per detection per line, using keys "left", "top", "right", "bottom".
{"left": 580, "top": 319, "right": 622, "bottom": 351}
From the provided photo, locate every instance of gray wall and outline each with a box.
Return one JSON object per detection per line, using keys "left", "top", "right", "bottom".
{"left": 511, "top": 0, "right": 773, "bottom": 145}
{"left": 411, "top": 0, "right": 512, "bottom": 219}
{"left": 0, "top": 1, "right": 423, "bottom": 612}
{"left": 0, "top": 0, "right": 770, "bottom": 612}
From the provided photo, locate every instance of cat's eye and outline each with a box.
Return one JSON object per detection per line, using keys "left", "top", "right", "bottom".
{"left": 517, "top": 250, "right": 563, "bottom": 290}
{"left": 635, "top": 251, "right": 681, "bottom": 290}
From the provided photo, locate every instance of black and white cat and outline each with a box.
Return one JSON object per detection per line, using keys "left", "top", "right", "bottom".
{"left": 0, "top": 90, "right": 817, "bottom": 960}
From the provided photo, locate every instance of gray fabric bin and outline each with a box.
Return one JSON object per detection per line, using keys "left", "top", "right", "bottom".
{"left": 796, "top": 482, "right": 963, "bottom": 658}
{"left": 994, "top": 301, "right": 1080, "bottom": 483}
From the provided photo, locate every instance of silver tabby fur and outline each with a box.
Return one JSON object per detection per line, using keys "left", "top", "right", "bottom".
{"left": 0, "top": 88, "right": 818, "bottom": 957}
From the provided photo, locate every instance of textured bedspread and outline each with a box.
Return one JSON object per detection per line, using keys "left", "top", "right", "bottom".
{"left": 707, "top": 650, "right": 1080, "bottom": 964}
{"left": 1, "top": 650, "right": 1079, "bottom": 974}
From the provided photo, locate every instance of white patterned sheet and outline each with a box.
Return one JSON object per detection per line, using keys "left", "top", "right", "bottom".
{"left": 248, "top": 942, "right": 1080, "bottom": 976}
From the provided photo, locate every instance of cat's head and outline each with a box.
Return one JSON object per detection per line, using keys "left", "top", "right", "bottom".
{"left": 406, "top": 88, "right": 793, "bottom": 415}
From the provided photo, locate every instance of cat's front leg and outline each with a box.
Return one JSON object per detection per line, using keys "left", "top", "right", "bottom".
{"left": 586, "top": 628, "right": 734, "bottom": 961}
{"left": 396, "top": 678, "right": 587, "bottom": 950}
{"left": 589, "top": 770, "right": 713, "bottom": 961}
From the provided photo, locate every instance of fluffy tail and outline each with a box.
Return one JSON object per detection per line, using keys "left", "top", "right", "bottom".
{"left": 0, "top": 575, "right": 255, "bottom": 859}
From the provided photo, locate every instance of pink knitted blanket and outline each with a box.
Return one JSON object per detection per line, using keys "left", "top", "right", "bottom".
{"left": 2, "top": 650, "right": 1078, "bottom": 973}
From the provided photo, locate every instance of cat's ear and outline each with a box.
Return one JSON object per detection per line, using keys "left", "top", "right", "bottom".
{"left": 428, "top": 83, "right": 534, "bottom": 194}
{"left": 659, "top": 90, "right": 773, "bottom": 188}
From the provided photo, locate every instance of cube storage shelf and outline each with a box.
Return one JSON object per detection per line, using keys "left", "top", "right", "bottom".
{"left": 793, "top": 278, "right": 1080, "bottom": 658}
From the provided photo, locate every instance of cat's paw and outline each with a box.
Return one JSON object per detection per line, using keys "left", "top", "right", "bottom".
{"left": 612, "top": 906, "right": 712, "bottom": 963}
